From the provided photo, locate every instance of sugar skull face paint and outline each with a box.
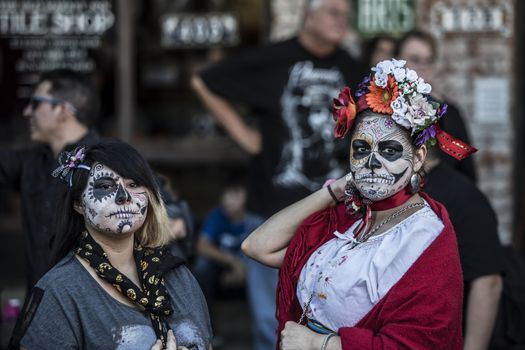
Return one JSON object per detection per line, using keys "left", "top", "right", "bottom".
{"left": 79, "top": 163, "right": 149, "bottom": 235}
{"left": 350, "top": 114, "right": 414, "bottom": 201}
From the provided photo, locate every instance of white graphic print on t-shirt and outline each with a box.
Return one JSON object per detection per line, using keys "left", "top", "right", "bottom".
{"left": 112, "top": 317, "right": 207, "bottom": 349}
{"left": 274, "top": 61, "right": 346, "bottom": 191}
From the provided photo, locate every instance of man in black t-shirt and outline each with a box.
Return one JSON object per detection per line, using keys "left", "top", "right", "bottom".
{"left": 193, "top": 19, "right": 361, "bottom": 218}
{"left": 191, "top": 0, "right": 362, "bottom": 348}
{"left": 424, "top": 148, "right": 505, "bottom": 350}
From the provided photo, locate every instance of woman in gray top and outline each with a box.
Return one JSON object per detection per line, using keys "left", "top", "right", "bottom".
{"left": 18, "top": 140, "right": 212, "bottom": 350}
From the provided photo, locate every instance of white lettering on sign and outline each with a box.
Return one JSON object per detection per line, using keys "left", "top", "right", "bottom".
{"left": 430, "top": 2, "right": 512, "bottom": 37}
{"left": 0, "top": 1, "right": 114, "bottom": 36}
{"left": 161, "top": 13, "right": 239, "bottom": 48}
{"left": 0, "top": 1, "right": 114, "bottom": 73}
{"left": 357, "top": 0, "right": 415, "bottom": 34}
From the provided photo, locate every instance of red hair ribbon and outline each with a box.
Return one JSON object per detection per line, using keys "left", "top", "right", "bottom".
{"left": 435, "top": 124, "right": 477, "bottom": 160}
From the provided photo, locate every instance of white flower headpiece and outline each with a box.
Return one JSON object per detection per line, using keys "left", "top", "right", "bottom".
{"left": 363, "top": 59, "right": 446, "bottom": 146}
{"left": 332, "top": 59, "right": 476, "bottom": 160}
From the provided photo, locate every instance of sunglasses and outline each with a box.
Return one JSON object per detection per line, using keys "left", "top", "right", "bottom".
{"left": 29, "top": 95, "right": 67, "bottom": 111}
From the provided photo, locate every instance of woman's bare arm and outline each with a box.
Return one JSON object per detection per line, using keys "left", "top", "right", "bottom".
{"left": 190, "top": 75, "right": 261, "bottom": 155}
{"left": 241, "top": 177, "right": 347, "bottom": 268}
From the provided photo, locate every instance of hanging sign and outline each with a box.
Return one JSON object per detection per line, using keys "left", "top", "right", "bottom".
{"left": 160, "top": 13, "right": 239, "bottom": 48}
{"left": 355, "top": 0, "right": 416, "bottom": 35}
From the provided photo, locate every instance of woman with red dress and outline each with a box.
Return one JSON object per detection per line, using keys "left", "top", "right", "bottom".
{"left": 242, "top": 59, "right": 476, "bottom": 350}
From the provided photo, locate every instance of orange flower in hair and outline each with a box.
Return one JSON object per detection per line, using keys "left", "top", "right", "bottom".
{"left": 366, "top": 75, "right": 399, "bottom": 115}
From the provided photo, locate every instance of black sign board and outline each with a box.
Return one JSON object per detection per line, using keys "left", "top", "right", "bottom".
{"left": 0, "top": 0, "right": 114, "bottom": 99}
{"left": 160, "top": 13, "right": 239, "bottom": 48}
{"left": 0, "top": 0, "right": 115, "bottom": 141}
{"left": 354, "top": 0, "right": 416, "bottom": 35}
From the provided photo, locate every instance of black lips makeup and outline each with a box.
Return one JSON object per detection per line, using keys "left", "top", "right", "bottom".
{"left": 350, "top": 115, "right": 414, "bottom": 201}
{"left": 81, "top": 163, "right": 149, "bottom": 235}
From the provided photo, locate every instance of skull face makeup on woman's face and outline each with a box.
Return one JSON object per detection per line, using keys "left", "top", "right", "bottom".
{"left": 79, "top": 163, "right": 149, "bottom": 235}
{"left": 350, "top": 114, "right": 414, "bottom": 201}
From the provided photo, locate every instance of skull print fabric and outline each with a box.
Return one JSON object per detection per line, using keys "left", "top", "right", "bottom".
{"left": 350, "top": 115, "right": 414, "bottom": 201}
{"left": 79, "top": 163, "right": 149, "bottom": 235}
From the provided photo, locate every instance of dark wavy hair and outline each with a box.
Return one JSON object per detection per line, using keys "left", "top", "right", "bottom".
{"left": 51, "top": 139, "right": 170, "bottom": 264}
{"left": 361, "top": 34, "right": 396, "bottom": 67}
{"left": 393, "top": 29, "right": 437, "bottom": 58}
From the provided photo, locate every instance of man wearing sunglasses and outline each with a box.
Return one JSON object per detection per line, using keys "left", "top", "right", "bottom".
{"left": 1, "top": 69, "right": 101, "bottom": 293}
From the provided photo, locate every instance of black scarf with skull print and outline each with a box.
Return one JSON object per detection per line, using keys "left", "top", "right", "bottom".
{"left": 75, "top": 230, "right": 185, "bottom": 347}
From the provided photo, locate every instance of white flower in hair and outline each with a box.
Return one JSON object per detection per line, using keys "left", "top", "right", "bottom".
{"left": 391, "top": 58, "right": 406, "bottom": 68}
{"left": 391, "top": 95, "right": 408, "bottom": 114}
{"left": 416, "top": 77, "right": 432, "bottom": 94}
{"left": 374, "top": 72, "right": 388, "bottom": 88}
{"left": 391, "top": 96, "right": 410, "bottom": 129}
{"left": 373, "top": 60, "right": 395, "bottom": 75}
{"left": 392, "top": 112, "right": 411, "bottom": 129}
{"left": 406, "top": 68, "right": 418, "bottom": 82}
{"left": 393, "top": 67, "right": 406, "bottom": 82}
{"left": 406, "top": 95, "right": 436, "bottom": 132}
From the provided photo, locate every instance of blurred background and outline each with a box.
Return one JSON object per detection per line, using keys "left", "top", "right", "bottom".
{"left": 0, "top": 0, "right": 523, "bottom": 348}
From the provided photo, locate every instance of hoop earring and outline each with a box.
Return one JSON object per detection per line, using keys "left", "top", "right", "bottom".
{"left": 410, "top": 172, "right": 421, "bottom": 194}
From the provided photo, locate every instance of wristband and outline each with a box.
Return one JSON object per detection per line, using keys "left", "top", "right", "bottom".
{"left": 326, "top": 184, "right": 342, "bottom": 204}
{"left": 321, "top": 333, "right": 336, "bottom": 350}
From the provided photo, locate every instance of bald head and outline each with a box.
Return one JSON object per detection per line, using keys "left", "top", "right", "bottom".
{"left": 301, "top": 0, "right": 350, "bottom": 48}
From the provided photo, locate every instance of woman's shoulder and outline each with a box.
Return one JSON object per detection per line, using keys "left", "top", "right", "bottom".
{"left": 388, "top": 201, "right": 443, "bottom": 240}
{"left": 165, "top": 264, "right": 195, "bottom": 287}
{"left": 410, "top": 201, "right": 443, "bottom": 226}
{"left": 404, "top": 202, "right": 461, "bottom": 271}
{"left": 36, "top": 252, "right": 85, "bottom": 292}
{"left": 383, "top": 203, "right": 444, "bottom": 246}
{"left": 164, "top": 265, "right": 209, "bottom": 308}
